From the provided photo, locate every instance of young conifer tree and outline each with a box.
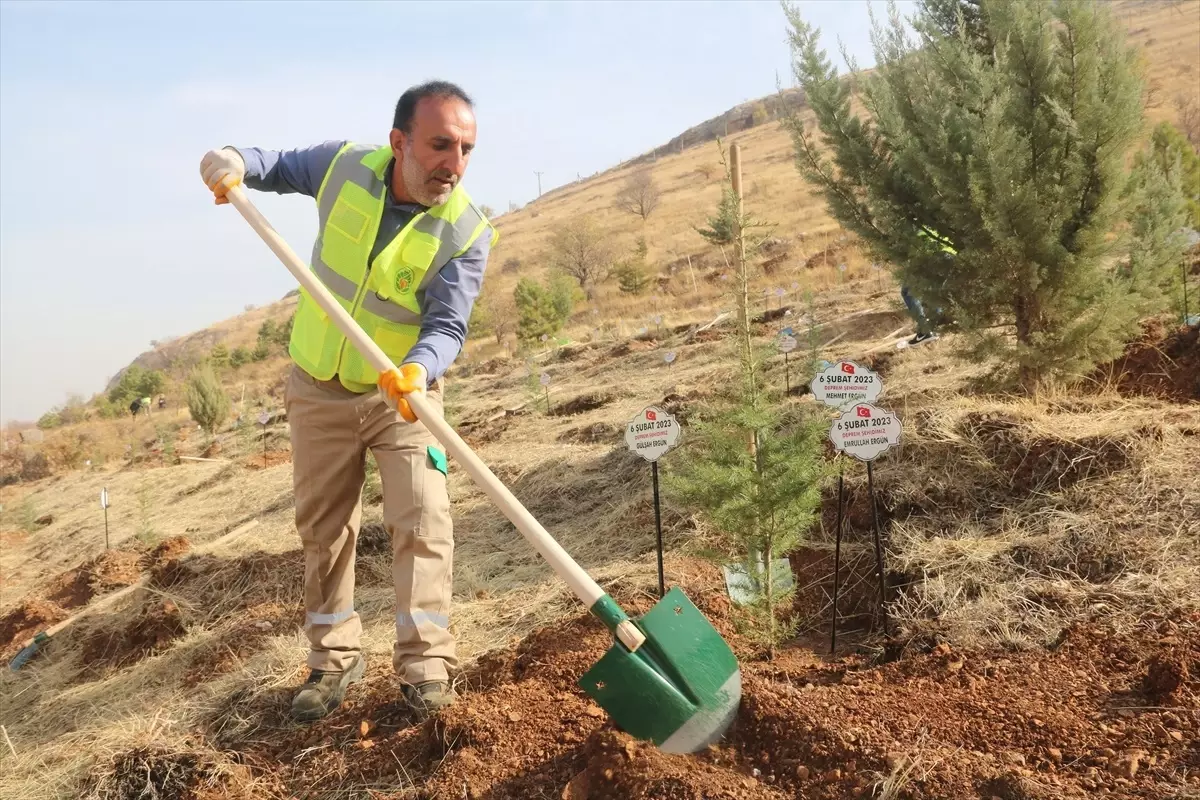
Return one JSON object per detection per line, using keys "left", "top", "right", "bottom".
{"left": 781, "top": 0, "right": 1188, "bottom": 390}
{"left": 186, "top": 364, "right": 230, "bottom": 439}
{"left": 667, "top": 140, "right": 829, "bottom": 658}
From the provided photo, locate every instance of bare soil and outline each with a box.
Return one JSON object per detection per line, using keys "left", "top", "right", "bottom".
{"left": 244, "top": 451, "right": 292, "bottom": 470}
{"left": 44, "top": 548, "right": 143, "bottom": 610}
{"left": 77, "top": 598, "right": 188, "bottom": 677}
{"left": 0, "top": 598, "right": 68, "bottom": 659}
{"left": 76, "top": 565, "right": 1192, "bottom": 800}
{"left": 1094, "top": 319, "right": 1200, "bottom": 403}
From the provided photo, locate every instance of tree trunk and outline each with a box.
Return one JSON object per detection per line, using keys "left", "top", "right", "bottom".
{"left": 1014, "top": 291, "right": 1040, "bottom": 391}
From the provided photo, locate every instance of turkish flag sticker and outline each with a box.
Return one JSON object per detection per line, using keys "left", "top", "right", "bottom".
{"left": 646, "top": 410, "right": 657, "bottom": 421}
{"left": 856, "top": 406, "right": 871, "bottom": 418}
{"left": 841, "top": 363, "right": 855, "bottom": 375}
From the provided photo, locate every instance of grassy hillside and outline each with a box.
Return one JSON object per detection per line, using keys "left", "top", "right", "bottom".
{"left": 0, "top": 3, "right": 1197, "bottom": 798}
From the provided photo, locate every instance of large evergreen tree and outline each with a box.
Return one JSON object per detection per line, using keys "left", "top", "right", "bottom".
{"left": 781, "top": 0, "right": 1187, "bottom": 389}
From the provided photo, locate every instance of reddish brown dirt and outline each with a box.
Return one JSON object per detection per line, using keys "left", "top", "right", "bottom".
{"left": 144, "top": 535, "right": 191, "bottom": 569}
{"left": 77, "top": 599, "right": 188, "bottom": 676}
{"left": 244, "top": 451, "right": 292, "bottom": 470}
{"left": 44, "top": 548, "right": 144, "bottom": 610}
{"left": 1093, "top": 319, "right": 1200, "bottom": 403}
{"left": 178, "top": 564, "right": 1200, "bottom": 800}
{"left": 0, "top": 598, "right": 68, "bottom": 659}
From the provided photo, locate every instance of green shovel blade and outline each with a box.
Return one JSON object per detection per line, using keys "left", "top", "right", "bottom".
{"left": 578, "top": 587, "right": 741, "bottom": 754}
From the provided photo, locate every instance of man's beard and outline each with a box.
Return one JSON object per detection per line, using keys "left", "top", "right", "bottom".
{"left": 402, "top": 145, "right": 455, "bottom": 207}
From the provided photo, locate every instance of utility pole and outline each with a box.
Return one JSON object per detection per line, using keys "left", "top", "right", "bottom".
{"left": 534, "top": 171, "right": 544, "bottom": 198}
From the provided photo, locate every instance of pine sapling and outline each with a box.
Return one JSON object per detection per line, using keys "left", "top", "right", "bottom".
{"left": 669, "top": 140, "right": 831, "bottom": 658}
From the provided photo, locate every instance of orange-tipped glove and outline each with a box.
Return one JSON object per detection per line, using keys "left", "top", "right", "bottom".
{"left": 199, "top": 147, "right": 245, "bottom": 205}
{"left": 378, "top": 363, "right": 428, "bottom": 423}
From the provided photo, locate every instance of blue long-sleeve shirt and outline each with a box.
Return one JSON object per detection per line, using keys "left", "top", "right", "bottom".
{"left": 230, "top": 141, "right": 489, "bottom": 385}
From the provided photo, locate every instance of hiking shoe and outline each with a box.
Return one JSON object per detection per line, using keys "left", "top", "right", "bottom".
{"left": 403, "top": 680, "right": 457, "bottom": 721}
{"left": 908, "top": 331, "right": 938, "bottom": 346}
{"left": 290, "top": 654, "right": 365, "bottom": 722}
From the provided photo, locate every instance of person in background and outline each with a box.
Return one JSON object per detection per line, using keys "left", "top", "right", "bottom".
{"left": 901, "top": 226, "right": 957, "bottom": 346}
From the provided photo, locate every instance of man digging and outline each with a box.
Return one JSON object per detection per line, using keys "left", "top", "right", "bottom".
{"left": 198, "top": 81, "right": 496, "bottom": 722}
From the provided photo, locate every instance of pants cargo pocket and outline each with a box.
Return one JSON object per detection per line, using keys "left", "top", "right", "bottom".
{"left": 419, "top": 445, "right": 452, "bottom": 541}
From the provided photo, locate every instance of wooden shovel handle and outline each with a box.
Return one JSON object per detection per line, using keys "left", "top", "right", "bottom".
{"left": 223, "top": 185, "right": 645, "bottom": 651}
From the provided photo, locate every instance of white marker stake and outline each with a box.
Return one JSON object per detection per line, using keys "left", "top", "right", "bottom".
{"left": 778, "top": 333, "right": 798, "bottom": 394}
{"left": 625, "top": 406, "right": 682, "bottom": 598}
{"left": 258, "top": 411, "right": 271, "bottom": 458}
{"left": 100, "top": 487, "right": 110, "bottom": 550}
{"left": 810, "top": 360, "right": 883, "bottom": 409}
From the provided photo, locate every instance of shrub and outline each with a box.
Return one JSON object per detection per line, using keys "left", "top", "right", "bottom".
{"left": 210, "top": 344, "right": 230, "bottom": 369}
{"left": 514, "top": 276, "right": 571, "bottom": 344}
{"left": 185, "top": 364, "right": 231, "bottom": 437}
{"left": 229, "top": 346, "right": 251, "bottom": 369}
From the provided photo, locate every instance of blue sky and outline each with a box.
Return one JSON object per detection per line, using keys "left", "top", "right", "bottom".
{"left": 0, "top": 0, "right": 910, "bottom": 423}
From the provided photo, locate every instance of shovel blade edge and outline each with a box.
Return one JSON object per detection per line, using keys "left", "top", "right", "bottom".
{"left": 579, "top": 587, "right": 741, "bottom": 753}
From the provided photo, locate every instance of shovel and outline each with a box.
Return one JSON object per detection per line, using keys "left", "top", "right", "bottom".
{"left": 220, "top": 184, "right": 741, "bottom": 753}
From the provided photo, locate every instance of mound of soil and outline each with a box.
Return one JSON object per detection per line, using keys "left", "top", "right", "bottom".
{"left": 80, "top": 745, "right": 261, "bottom": 800}
{"left": 191, "top": 562, "right": 1199, "bottom": 800}
{"left": 551, "top": 393, "right": 615, "bottom": 417}
{"left": 0, "top": 599, "right": 68, "bottom": 659}
{"left": 960, "top": 411, "right": 1135, "bottom": 495}
{"left": 45, "top": 549, "right": 143, "bottom": 610}
{"left": 143, "top": 536, "right": 191, "bottom": 570}
{"left": 182, "top": 601, "right": 304, "bottom": 688}
{"left": 78, "top": 599, "right": 187, "bottom": 675}
{"left": 609, "top": 339, "right": 658, "bottom": 358}
{"left": 558, "top": 422, "right": 619, "bottom": 444}
{"left": 244, "top": 450, "right": 292, "bottom": 469}
{"left": 1094, "top": 319, "right": 1199, "bottom": 403}
{"left": 458, "top": 413, "right": 513, "bottom": 446}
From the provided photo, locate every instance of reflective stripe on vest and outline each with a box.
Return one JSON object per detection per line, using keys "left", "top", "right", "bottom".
{"left": 288, "top": 142, "right": 498, "bottom": 391}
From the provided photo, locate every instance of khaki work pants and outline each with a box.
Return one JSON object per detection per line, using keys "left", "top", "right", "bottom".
{"left": 285, "top": 364, "right": 456, "bottom": 685}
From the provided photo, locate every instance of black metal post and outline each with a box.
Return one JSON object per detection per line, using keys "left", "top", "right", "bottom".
{"left": 784, "top": 351, "right": 790, "bottom": 396}
{"left": 104, "top": 505, "right": 110, "bottom": 551}
{"left": 830, "top": 463, "right": 844, "bottom": 654}
{"left": 866, "top": 461, "right": 891, "bottom": 638}
{"left": 652, "top": 461, "right": 665, "bottom": 598}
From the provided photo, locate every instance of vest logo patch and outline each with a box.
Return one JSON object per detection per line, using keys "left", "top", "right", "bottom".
{"left": 395, "top": 267, "right": 416, "bottom": 295}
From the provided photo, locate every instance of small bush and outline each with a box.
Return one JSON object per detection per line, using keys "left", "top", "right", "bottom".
{"left": 37, "top": 411, "right": 62, "bottom": 430}
{"left": 185, "top": 364, "right": 231, "bottom": 436}
{"left": 229, "top": 346, "right": 251, "bottom": 369}
{"left": 515, "top": 276, "right": 573, "bottom": 344}
{"left": 209, "top": 344, "right": 230, "bottom": 369}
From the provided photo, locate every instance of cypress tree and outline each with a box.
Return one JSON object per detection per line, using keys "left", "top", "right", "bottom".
{"left": 781, "top": 0, "right": 1187, "bottom": 389}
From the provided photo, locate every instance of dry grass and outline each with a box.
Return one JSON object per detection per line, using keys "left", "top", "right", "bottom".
{"left": 870, "top": 344, "right": 1200, "bottom": 650}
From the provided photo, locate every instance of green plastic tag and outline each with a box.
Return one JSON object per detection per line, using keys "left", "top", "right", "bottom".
{"left": 427, "top": 445, "right": 448, "bottom": 477}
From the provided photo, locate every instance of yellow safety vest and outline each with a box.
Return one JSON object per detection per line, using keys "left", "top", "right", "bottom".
{"left": 917, "top": 226, "right": 957, "bottom": 255}
{"left": 288, "top": 142, "right": 497, "bottom": 391}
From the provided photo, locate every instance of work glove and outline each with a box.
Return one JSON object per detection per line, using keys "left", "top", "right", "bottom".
{"left": 199, "top": 147, "right": 245, "bottom": 205}
{"left": 378, "top": 363, "right": 428, "bottom": 423}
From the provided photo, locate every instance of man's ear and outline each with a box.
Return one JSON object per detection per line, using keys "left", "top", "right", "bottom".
{"left": 389, "top": 128, "right": 406, "bottom": 159}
